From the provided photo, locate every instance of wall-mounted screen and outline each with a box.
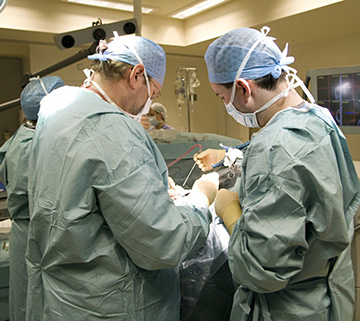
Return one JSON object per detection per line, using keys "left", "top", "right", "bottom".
{"left": 307, "top": 66, "right": 360, "bottom": 134}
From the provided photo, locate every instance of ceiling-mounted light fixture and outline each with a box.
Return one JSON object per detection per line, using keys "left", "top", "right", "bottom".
{"left": 64, "top": 0, "right": 153, "bottom": 14}
{"left": 172, "top": 0, "right": 225, "bottom": 19}
{"left": 0, "top": 0, "right": 9, "bottom": 14}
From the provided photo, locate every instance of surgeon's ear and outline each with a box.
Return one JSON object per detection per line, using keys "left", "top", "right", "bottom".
{"left": 129, "top": 64, "right": 145, "bottom": 89}
{"left": 236, "top": 78, "right": 251, "bottom": 98}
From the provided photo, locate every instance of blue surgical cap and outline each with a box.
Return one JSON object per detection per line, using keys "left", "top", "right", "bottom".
{"left": 88, "top": 35, "right": 166, "bottom": 86}
{"left": 204, "top": 27, "right": 294, "bottom": 84}
{"left": 20, "top": 76, "right": 64, "bottom": 120}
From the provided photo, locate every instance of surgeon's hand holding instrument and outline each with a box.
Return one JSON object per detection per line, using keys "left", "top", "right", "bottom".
{"left": 214, "top": 189, "right": 242, "bottom": 234}
{"left": 166, "top": 143, "right": 203, "bottom": 188}
{"left": 168, "top": 176, "right": 188, "bottom": 200}
{"left": 193, "top": 149, "right": 226, "bottom": 172}
{"left": 194, "top": 141, "right": 250, "bottom": 176}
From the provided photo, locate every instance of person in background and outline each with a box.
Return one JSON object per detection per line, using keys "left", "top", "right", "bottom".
{"left": 26, "top": 35, "right": 218, "bottom": 321}
{"left": 140, "top": 114, "right": 151, "bottom": 130}
{"left": 0, "top": 76, "right": 65, "bottom": 321}
{"left": 196, "top": 26, "right": 360, "bottom": 320}
{"left": 141, "top": 102, "right": 175, "bottom": 130}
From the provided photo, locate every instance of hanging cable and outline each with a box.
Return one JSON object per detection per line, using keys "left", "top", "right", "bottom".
{"left": 167, "top": 143, "right": 202, "bottom": 168}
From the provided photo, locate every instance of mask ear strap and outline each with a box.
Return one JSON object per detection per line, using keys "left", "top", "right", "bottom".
{"left": 238, "top": 78, "right": 251, "bottom": 96}
{"left": 285, "top": 67, "right": 315, "bottom": 103}
{"left": 29, "top": 76, "right": 49, "bottom": 95}
{"left": 83, "top": 68, "right": 95, "bottom": 87}
{"left": 230, "top": 26, "right": 273, "bottom": 103}
{"left": 126, "top": 44, "right": 151, "bottom": 96}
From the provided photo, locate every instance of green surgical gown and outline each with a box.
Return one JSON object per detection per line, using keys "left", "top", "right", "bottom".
{"left": 0, "top": 125, "right": 35, "bottom": 321}
{"left": 26, "top": 86, "right": 211, "bottom": 321}
{"left": 229, "top": 104, "right": 360, "bottom": 321}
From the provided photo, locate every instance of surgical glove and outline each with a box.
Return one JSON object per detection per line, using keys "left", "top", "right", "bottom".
{"left": 168, "top": 176, "right": 187, "bottom": 200}
{"left": 168, "top": 176, "right": 176, "bottom": 189}
{"left": 192, "top": 172, "right": 219, "bottom": 206}
{"left": 214, "top": 189, "right": 242, "bottom": 234}
{"left": 193, "top": 149, "right": 226, "bottom": 172}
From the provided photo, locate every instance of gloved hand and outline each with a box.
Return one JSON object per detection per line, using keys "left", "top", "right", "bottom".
{"left": 168, "top": 176, "right": 176, "bottom": 190}
{"left": 192, "top": 172, "right": 219, "bottom": 206}
{"left": 214, "top": 189, "right": 242, "bottom": 234}
{"left": 168, "top": 176, "right": 186, "bottom": 200}
{"left": 193, "top": 149, "right": 226, "bottom": 172}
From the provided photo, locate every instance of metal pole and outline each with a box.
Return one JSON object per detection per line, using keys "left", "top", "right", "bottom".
{"left": 0, "top": 42, "right": 98, "bottom": 113}
{"left": 0, "top": 98, "right": 20, "bottom": 113}
{"left": 133, "top": 0, "right": 142, "bottom": 36}
{"left": 186, "top": 69, "right": 191, "bottom": 132}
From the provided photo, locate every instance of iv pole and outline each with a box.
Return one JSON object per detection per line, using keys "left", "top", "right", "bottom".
{"left": 178, "top": 67, "right": 197, "bottom": 132}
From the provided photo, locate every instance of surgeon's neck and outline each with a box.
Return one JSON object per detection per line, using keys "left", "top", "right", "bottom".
{"left": 91, "top": 73, "right": 127, "bottom": 109}
{"left": 256, "top": 86, "right": 304, "bottom": 127}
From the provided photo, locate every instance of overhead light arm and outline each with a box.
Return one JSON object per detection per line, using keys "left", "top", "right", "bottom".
{"left": 0, "top": 42, "right": 98, "bottom": 113}
{"left": 1, "top": 18, "right": 139, "bottom": 113}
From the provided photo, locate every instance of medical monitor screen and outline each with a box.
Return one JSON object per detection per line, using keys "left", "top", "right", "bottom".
{"left": 308, "top": 65, "right": 360, "bottom": 134}
{"left": 316, "top": 72, "right": 360, "bottom": 127}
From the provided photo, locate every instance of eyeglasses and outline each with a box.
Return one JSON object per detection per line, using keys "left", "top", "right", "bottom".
{"left": 145, "top": 76, "right": 161, "bottom": 99}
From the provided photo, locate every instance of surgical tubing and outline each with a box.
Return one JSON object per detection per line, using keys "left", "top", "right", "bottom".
{"left": 167, "top": 144, "right": 202, "bottom": 168}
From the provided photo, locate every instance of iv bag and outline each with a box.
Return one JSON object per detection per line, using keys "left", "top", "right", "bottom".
{"left": 174, "top": 77, "right": 186, "bottom": 104}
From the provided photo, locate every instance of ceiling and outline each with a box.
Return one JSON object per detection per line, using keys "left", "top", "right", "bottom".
{"left": 123, "top": 0, "right": 231, "bottom": 17}
{"left": 0, "top": 0, "right": 359, "bottom": 57}
{"left": 42, "top": 0, "right": 233, "bottom": 20}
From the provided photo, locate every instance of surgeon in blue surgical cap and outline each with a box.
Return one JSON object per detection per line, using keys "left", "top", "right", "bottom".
{"left": 0, "top": 76, "right": 65, "bottom": 321}
{"left": 25, "top": 35, "right": 219, "bottom": 321}
{"left": 196, "top": 26, "right": 360, "bottom": 320}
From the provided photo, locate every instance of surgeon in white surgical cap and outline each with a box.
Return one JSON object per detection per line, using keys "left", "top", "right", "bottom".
{"left": 25, "top": 35, "right": 219, "bottom": 321}
{"left": 141, "top": 102, "right": 175, "bottom": 130}
{"left": 198, "top": 26, "right": 360, "bottom": 321}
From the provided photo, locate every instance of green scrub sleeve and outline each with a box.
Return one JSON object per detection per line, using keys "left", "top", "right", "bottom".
{"left": 96, "top": 165, "right": 212, "bottom": 270}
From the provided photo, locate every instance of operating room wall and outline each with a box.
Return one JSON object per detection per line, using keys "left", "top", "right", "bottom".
{"left": 290, "top": 31, "right": 360, "bottom": 161}
{"left": 0, "top": 57, "right": 22, "bottom": 146}
{"left": 0, "top": 43, "right": 30, "bottom": 146}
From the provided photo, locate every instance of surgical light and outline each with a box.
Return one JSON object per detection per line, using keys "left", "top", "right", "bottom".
{"left": 53, "top": 18, "right": 138, "bottom": 50}
{"left": 0, "top": 0, "right": 9, "bottom": 14}
{"left": 172, "top": 0, "right": 225, "bottom": 19}
{"left": 64, "top": 0, "right": 153, "bottom": 14}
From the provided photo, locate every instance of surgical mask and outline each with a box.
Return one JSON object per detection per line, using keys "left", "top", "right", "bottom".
{"left": 149, "top": 116, "right": 159, "bottom": 127}
{"left": 225, "top": 27, "right": 315, "bottom": 128}
{"left": 141, "top": 75, "right": 152, "bottom": 119}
